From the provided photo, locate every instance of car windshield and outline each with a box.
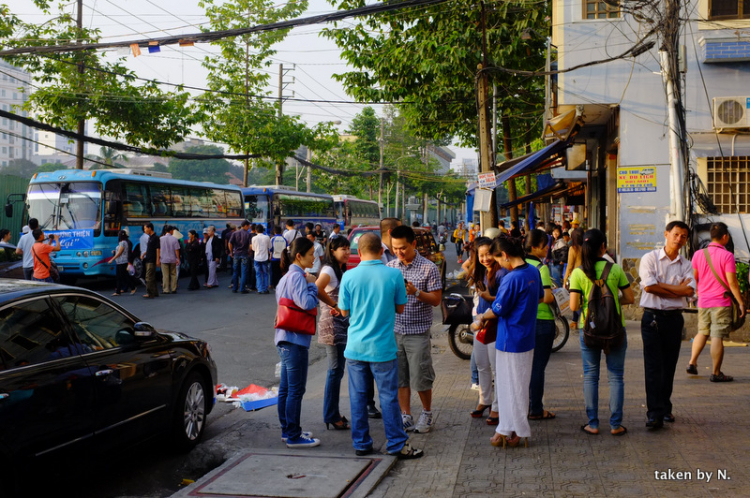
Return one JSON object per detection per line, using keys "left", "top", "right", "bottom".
{"left": 28, "top": 182, "right": 102, "bottom": 233}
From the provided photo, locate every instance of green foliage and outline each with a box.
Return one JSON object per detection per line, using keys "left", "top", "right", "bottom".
{"left": 321, "top": 0, "right": 548, "bottom": 150}
{"left": 168, "top": 145, "right": 232, "bottom": 184}
{"left": 96, "top": 147, "right": 128, "bottom": 168}
{"left": 1, "top": 1, "right": 200, "bottom": 148}
{"left": 2, "top": 158, "right": 38, "bottom": 178}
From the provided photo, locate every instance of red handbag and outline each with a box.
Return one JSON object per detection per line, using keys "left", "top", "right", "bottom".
{"left": 475, "top": 318, "right": 498, "bottom": 345}
{"left": 275, "top": 297, "right": 318, "bottom": 335}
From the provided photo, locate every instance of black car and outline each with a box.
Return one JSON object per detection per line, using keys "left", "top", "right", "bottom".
{"left": 0, "top": 280, "right": 217, "bottom": 488}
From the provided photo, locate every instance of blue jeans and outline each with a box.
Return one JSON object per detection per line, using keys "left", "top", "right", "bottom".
{"left": 232, "top": 255, "right": 249, "bottom": 292}
{"left": 470, "top": 349, "right": 479, "bottom": 385}
{"left": 580, "top": 332, "right": 627, "bottom": 430}
{"left": 277, "top": 342, "right": 309, "bottom": 441}
{"left": 529, "top": 319, "right": 555, "bottom": 416}
{"left": 32, "top": 276, "right": 54, "bottom": 283}
{"left": 254, "top": 260, "right": 270, "bottom": 292}
{"left": 347, "top": 359, "right": 408, "bottom": 454}
{"left": 324, "top": 344, "right": 346, "bottom": 424}
{"left": 550, "top": 264, "right": 563, "bottom": 286}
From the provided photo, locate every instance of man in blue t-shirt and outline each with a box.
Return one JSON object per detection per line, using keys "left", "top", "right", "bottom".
{"left": 339, "top": 232, "right": 423, "bottom": 460}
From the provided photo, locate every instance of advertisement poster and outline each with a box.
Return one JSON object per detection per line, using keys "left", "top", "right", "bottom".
{"left": 45, "top": 229, "right": 94, "bottom": 250}
{"left": 478, "top": 172, "right": 497, "bottom": 189}
{"left": 617, "top": 167, "right": 657, "bottom": 193}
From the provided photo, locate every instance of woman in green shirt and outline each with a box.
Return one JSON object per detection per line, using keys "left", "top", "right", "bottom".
{"left": 525, "top": 229, "right": 558, "bottom": 420}
{"left": 569, "top": 229, "right": 634, "bottom": 437}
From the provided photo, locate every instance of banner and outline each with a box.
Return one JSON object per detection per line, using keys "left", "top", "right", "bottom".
{"left": 45, "top": 229, "right": 94, "bottom": 250}
{"left": 478, "top": 172, "right": 497, "bottom": 189}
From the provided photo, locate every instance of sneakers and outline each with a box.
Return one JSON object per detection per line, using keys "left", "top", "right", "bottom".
{"left": 686, "top": 363, "right": 698, "bottom": 375}
{"left": 710, "top": 372, "right": 734, "bottom": 382}
{"left": 285, "top": 436, "right": 320, "bottom": 448}
{"left": 470, "top": 383, "right": 480, "bottom": 391}
{"left": 402, "top": 413, "right": 415, "bottom": 432}
{"left": 390, "top": 440, "right": 424, "bottom": 460}
{"left": 281, "top": 431, "right": 313, "bottom": 443}
{"left": 414, "top": 410, "right": 434, "bottom": 433}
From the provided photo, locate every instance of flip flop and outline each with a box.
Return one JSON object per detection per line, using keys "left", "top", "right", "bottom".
{"left": 529, "top": 410, "right": 556, "bottom": 420}
{"left": 611, "top": 426, "right": 627, "bottom": 436}
{"left": 581, "top": 424, "right": 599, "bottom": 435}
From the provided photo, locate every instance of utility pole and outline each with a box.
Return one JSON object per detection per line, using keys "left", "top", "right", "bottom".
{"left": 477, "top": 2, "right": 498, "bottom": 229}
{"left": 394, "top": 170, "right": 400, "bottom": 219}
{"left": 275, "top": 63, "right": 295, "bottom": 186}
{"left": 378, "top": 117, "right": 385, "bottom": 218}
{"left": 306, "top": 146, "right": 312, "bottom": 192}
{"left": 75, "top": 0, "right": 85, "bottom": 169}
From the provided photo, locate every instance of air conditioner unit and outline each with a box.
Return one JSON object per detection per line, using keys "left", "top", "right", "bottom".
{"left": 713, "top": 97, "right": 750, "bottom": 129}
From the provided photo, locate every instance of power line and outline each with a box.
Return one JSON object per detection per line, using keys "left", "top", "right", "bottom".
{"left": 0, "top": 0, "right": 454, "bottom": 57}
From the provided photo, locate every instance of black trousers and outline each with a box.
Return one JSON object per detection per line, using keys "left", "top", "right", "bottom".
{"left": 188, "top": 261, "right": 200, "bottom": 290}
{"left": 641, "top": 310, "right": 684, "bottom": 420}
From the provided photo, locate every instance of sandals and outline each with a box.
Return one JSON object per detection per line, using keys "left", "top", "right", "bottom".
{"left": 580, "top": 424, "right": 599, "bottom": 435}
{"left": 486, "top": 416, "right": 499, "bottom": 426}
{"left": 710, "top": 372, "right": 734, "bottom": 382}
{"left": 686, "top": 364, "right": 698, "bottom": 375}
{"left": 470, "top": 405, "right": 490, "bottom": 418}
{"left": 611, "top": 426, "right": 627, "bottom": 436}
{"left": 529, "top": 410, "right": 556, "bottom": 420}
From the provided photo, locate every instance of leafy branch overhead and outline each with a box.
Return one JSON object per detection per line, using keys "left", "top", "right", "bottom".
{"left": 0, "top": 1, "right": 200, "bottom": 148}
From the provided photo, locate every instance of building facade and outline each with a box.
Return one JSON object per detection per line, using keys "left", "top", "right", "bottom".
{"left": 0, "top": 61, "right": 34, "bottom": 167}
{"left": 553, "top": 0, "right": 750, "bottom": 315}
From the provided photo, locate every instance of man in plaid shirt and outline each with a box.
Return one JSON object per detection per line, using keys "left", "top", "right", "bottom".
{"left": 386, "top": 225, "right": 443, "bottom": 433}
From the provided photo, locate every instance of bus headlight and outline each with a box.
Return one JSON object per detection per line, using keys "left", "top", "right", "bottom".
{"left": 83, "top": 251, "right": 89, "bottom": 257}
{"left": 76, "top": 252, "right": 82, "bottom": 257}
{"left": 90, "top": 250, "right": 102, "bottom": 256}
{"left": 83, "top": 263, "right": 89, "bottom": 269}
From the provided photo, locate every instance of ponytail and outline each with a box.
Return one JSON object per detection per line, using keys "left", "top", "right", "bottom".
{"left": 580, "top": 229, "right": 607, "bottom": 282}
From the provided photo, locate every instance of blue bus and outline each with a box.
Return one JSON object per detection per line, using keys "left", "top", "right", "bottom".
{"left": 242, "top": 186, "right": 336, "bottom": 236}
{"left": 23, "top": 169, "right": 245, "bottom": 280}
{"left": 333, "top": 195, "right": 380, "bottom": 231}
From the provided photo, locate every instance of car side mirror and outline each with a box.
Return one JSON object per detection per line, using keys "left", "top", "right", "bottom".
{"left": 134, "top": 322, "right": 156, "bottom": 338}
{"left": 4, "top": 203, "right": 12, "bottom": 218}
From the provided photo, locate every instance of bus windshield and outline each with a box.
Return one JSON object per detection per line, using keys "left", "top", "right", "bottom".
{"left": 28, "top": 182, "right": 102, "bottom": 233}
{"left": 245, "top": 195, "right": 269, "bottom": 224}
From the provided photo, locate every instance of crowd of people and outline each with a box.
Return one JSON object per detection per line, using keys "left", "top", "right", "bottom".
{"left": 4, "top": 213, "right": 742, "bottom": 457}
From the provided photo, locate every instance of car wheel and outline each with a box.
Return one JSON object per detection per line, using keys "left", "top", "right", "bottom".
{"left": 172, "top": 372, "right": 209, "bottom": 452}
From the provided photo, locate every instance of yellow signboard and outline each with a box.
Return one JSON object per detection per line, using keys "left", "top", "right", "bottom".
{"left": 617, "top": 167, "right": 656, "bottom": 193}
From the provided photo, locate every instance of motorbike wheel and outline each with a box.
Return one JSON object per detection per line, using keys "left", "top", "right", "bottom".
{"left": 448, "top": 323, "right": 473, "bottom": 360}
{"left": 551, "top": 314, "right": 570, "bottom": 353}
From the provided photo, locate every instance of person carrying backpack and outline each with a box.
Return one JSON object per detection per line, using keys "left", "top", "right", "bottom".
{"left": 569, "top": 229, "right": 634, "bottom": 437}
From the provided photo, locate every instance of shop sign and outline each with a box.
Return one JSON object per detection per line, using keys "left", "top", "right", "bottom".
{"left": 478, "top": 172, "right": 497, "bottom": 189}
{"left": 617, "top": 167, "right": 656, "bottom": 193}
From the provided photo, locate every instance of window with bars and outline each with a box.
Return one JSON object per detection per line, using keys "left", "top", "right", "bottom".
{"left": 584, "top": 0, "right": 620, "bottom": 19}
{"left": 706, "top": 157, "right": 750, "bottom": 213}
{"left": 709, "top": 0, "right": 750, "bottom": 20}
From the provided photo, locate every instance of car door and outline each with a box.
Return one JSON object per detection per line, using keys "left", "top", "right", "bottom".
{"left": 0, "top": 296, "right": 96, "bottom": 459}
{"left": 52, "top": 294, "right": 173, "bottom": 446}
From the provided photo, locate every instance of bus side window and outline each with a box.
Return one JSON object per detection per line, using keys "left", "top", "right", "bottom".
{"left": 104, "top": 181, "right": 123, "bottom": 237}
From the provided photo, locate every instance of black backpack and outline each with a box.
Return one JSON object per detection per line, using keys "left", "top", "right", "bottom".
{"left": 582, "top": 262, "right": 625, "bottom": 354}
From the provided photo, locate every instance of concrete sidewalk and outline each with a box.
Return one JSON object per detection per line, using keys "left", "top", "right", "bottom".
{"left": 178, "top": 319, "right": 750, "bottom": 497}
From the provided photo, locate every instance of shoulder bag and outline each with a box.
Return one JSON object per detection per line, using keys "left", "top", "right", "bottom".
{"left": 275, "top": 297, "right": 318, "bottom": 335}
{"left": 703, "top": 248, "right": 745, "bottom": 331}
{"left": 475, "top": 318, "right": 498, "bottom": 345}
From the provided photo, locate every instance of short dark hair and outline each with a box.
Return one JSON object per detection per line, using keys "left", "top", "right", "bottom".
{"left": 256, "top": 225, "right": 265, "bottom": 233}
{"left": 274, "top": 226, "right": 282, "bottom": 235}
{"left": 286, "top": 219, "right": 295, "bottom": 227}
{"left": 498, "top": 220, "right": 505, "bottom": 227}
{"left": 332, "top": 224, "right": 341, "bottom": 230}
{"left": 144, "top": 222, "right": 154, "bottom": 231}
{"left": 241, "top": 220, "right": 251, "bottom": 227}
{"left": 32, "top": 228, "right": 44, "bottom": 241}
{"left": 28, "top": 218, "right": 39, "bottom": 230}
{"left": 665, "top": 220, "right": 689, "bottom": 234}
{"left": 710, "top": 222, "right": 729, "bottom": 241}
{"left": 390, "top": 225, "right": 415, "bottom": 244}
{"left": 380, "top": 217, "right": 401, "bottom": 236}
{"left": 412, "top": 221, "right": 420, "bottom": 227}
{"left": 0, "top": 228, "right": 10, "bottom": 240}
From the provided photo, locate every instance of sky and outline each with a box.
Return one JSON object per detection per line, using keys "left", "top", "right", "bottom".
{"left": 6, "top": 0, "right": 478, "bottom": 169}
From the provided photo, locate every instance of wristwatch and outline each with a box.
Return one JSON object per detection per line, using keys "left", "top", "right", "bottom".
{"left": 414, "top": 289, "right": 421, "bottom": 298}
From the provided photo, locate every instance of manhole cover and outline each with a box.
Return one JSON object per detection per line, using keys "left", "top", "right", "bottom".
{"left": 186, "top": 453, "right": 385, "bottom": 498}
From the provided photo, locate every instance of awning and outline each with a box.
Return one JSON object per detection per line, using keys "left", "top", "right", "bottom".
{"left": 495, "top": 140, "right": 569, "bottom": 185}
{"left": 499, "top": 181, "right": 585, "bottom": 209}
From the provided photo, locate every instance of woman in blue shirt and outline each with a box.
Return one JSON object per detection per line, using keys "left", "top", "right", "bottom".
{"left": 475, "top": 237, "right": 543, "bottom": 448}
{"left": 470, "top": 237, "right": 507, "bottom": 425}
{"left": 275, "top": 237, "right": 320, "bottom": 448}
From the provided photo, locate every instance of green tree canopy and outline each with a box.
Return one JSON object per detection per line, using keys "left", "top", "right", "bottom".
{"left": 168, "top": 145, "right": 232, "bottom": 184}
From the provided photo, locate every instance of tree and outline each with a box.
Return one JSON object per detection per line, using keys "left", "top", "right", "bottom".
{"left": 321, "top": 0, "right": 548, "bottom": 147}
{"left": 0, "top": 1, "right": 202, "bottom": 165}
{"left": 2, "top": 158, "right": 38, "bottom": 178}
{"left": 97, "top": 147, "right": 128, "bottom": 168}
{"left": 168, "top": 145, "right": 232, "bottom": 184}
{"left": 198, "top": 0, "right": 317, "bottom": 186}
